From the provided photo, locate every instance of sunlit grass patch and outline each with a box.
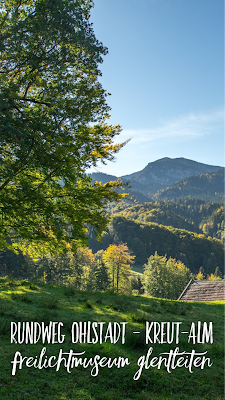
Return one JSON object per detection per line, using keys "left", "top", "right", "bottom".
{"left": 0, "top": 278, "right": 223, "bottom": 400}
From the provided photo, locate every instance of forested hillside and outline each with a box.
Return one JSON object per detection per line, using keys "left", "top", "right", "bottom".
{"left": 88, "top": 215, "right": 224, "bottom": 273}
{"left": 154, "top": 168, "right": 224, "bottom": 201}
{"left": 200, "top": 205, "right": 224, "bottom": 240}
{"left": 108, "top": 199, "right": 224, "bottom": 240}
{"left": 1, "top": 159, "right": 224, "bottom": 283}
{"left": 1, "top": 192, "right": 224, "bottom": 280}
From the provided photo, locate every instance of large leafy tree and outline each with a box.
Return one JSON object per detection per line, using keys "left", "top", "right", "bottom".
{"left": 0, "top": 0, "right": 124, "bottom": 256}
{"left": 143, "top": 252, "right": 192, "bottom": 300}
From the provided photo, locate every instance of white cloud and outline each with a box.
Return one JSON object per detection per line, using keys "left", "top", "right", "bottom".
{"left": 120, "top": 108, "right": 224, "bottom": 144}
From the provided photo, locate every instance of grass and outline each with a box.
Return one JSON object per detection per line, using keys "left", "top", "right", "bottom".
{"left": 0, "top": 277, "right": 224, "bottom": 400}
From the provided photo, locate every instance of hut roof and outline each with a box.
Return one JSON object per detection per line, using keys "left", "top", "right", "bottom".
{"left": 178, "top": 279, "right": 225, "bottom": 302}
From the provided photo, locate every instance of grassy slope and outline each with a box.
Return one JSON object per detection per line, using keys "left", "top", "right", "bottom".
{"left": 0, "top": 278, "right": 224, "bottom": 400}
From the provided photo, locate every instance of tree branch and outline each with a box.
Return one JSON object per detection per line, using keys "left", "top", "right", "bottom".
{"left": 21, "top": 98, "right": 51, "bottom": 106}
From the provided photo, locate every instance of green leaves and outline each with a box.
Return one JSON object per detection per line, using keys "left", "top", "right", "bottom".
{"left": 0, "top": 0, "right": 125, "bottom": 256}
{"left": 143, "top": 252, "right": 192, "bottom": 300}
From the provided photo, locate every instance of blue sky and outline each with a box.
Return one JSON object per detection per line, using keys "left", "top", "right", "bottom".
{"left": 90, "top": 0, "right": 224, "bottom": 176}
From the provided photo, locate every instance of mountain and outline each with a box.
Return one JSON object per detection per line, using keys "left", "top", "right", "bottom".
{"left": 89, "top": 172, "right": 152, "bottom": 203}
{"left": 153, "top": 168, "right": 225, "bottom": 201}
{"left": 89, "top": 172, "right": 118, "bottom": 184}
{"left": 120, "top": 157, "right": 221, "bottom": 196}
{"left": 89, "top": 158, "right": 222, "bottom": 201}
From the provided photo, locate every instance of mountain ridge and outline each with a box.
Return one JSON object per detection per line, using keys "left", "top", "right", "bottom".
{"left": 120, "top": 157, "right": 221, "bottom": 190}
{"left": 89, "top": 157, "right": 223, "bottom": 201}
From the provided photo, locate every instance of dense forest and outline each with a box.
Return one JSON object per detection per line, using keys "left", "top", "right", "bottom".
{"left": 153, "top": 168, "right": 224, "bottom": 201}
{"left": 107, "top": 198, "right": 224, "bottom": 240}
{"left": 88, "top": 214, "right": 224, "bottom": 274}
{"left": 1, "top": 198, "right": 224, "bottom": 281}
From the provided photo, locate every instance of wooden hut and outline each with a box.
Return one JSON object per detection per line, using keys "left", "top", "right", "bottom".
{"left": 178, "top": 279, "right": 225, "bottom": 302}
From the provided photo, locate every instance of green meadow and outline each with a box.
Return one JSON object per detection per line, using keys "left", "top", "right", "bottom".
{"left": 0, "top": 277, "right": 224, "bottom": 400}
